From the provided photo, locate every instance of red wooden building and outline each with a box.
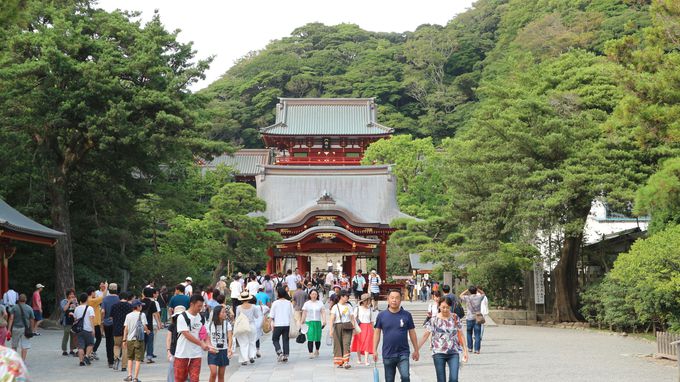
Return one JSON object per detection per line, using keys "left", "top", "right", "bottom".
{"left": 255, "top": 98, "right": 410, "bottom": 280}
{"left": 0, "top": 199, "right": 65, "bottom": 294}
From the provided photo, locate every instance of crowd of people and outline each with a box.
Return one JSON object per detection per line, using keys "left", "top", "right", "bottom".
{"left": 0, "top": 268, "right": 489, "bottom": 382}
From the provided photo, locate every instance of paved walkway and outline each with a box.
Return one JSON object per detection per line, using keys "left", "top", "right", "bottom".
{"left": 22, "top": 314, "right": 677, "bottom": 381}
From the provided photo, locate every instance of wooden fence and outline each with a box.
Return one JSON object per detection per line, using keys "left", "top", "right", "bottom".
{"left": 656, "top": 331, "right": 680, "bottom": 360}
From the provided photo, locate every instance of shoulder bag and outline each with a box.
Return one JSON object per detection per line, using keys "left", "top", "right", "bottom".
{"left": 18, "top": 304, "right": 34, "bottom": 338}
{"left": 70, "top": 306, "right": 88, "bottom": 334}
{"left": 335, "top": 304, "right": 355, "bottom": 331}
{"left": 260, "top": 305, "right": 272, "bottom": 333}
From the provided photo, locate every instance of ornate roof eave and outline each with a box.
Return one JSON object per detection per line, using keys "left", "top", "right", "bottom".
{"left": 280, "top": 226, "right": 381, "bottom": 245}
{"left": 0, "top": 199, "right": 65, "bottom": 243}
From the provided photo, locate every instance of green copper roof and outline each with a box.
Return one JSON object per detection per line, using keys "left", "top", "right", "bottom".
{"left": 203, "top": 149, "right": 271, "bottom": 176}
{"left": 260, "top": 98, "right": 394, "bottom": 136}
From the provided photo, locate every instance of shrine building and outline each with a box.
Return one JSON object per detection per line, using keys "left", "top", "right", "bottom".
{"left": 207, "top": 98, "right": 411, "bottom": 280}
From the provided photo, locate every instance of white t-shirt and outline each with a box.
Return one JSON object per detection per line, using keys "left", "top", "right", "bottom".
{"left": 182, "top": 282, "right": 193, "bottom": 296}
{"left": 427, "top": 302, "right": 439, "bottom": 317}
{"left": 207, "top": 321, "right": 232, "bottom": 350}
{"left": 354, "top": 305, "right": 375, "bottom": 324}
{"left": 302, "top": 300, "right": 325, "bottom": 322}
{"left": 332, "top": 303, "right": 353, "bottom": 324}
{"left": 246, "top": 281, "right": 260, "bottom": 297}
{"left": 270, "top": 299, "right": 293, "bottom": 327}
{"left": 73, "top": 305, "right": 95, "bottom": 332}
{"left": 123, "top": 310, "right": 147, "bottom": 341}
{"left": 229, "top": 281, "right": 242, "bottom": 299}
{"left": 325, "top": 272, "right": 334, "bottom": 285}
{"left": 175, "top": 311, "right": 204, "bottom": 359}
{"left": 285, "top": 275, "right": 297, "bottom": 291}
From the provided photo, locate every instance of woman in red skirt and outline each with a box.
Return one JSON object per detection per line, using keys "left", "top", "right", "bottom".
{"left": 350, "top": 293, "right": 375, "bottom": 366}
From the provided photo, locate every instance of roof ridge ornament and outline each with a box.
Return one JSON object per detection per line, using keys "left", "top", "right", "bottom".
{"left": 317, "top": 190, "right": 335, "bottom": 205}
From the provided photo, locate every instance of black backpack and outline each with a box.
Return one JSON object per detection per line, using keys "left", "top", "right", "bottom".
{"left": 171, "top": 312, "right": 206, "bottom": 355}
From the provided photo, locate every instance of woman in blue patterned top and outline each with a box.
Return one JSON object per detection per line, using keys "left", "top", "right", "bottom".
{"left": 417, "top": 296, "right": 468, "bottom": 382}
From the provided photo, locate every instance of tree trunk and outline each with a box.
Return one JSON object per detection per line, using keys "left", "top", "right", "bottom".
{"left": 553, "top": 235, "right": 584, "bottom": 322}
{"left": 211, "top": 258, "right": 227, "bottom": 286}
{"left": 48, "top": 175, "right": 75, "bottom": 321}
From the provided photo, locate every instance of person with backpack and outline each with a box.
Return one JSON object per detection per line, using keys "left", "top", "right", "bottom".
{"left": 351, "top": 270, "right": 366, "bottom": 301}
{"left": 368, "top": 270, "right": 382, "bottom": 311}
{"left": 73, "top": 292, "right": 96, "bottom": 366}
{"left": 262, "top": 275, "right": 275, "bottom": 305}
{"left": 234, "top": 291, "right": 261, "bottom": 366}
{"left": 102, "top": 283, "right": 120, "bottom": 368}
{"left": 110, "top": 291, "right": 132, "bottom": 372}
{"left": 175, "top": 294, "right": 212, "bottom": 382}
{"left": 123, "top": 299, "right": 150, "bottom": 382}
{"left": 8, "top": 294, "right": 34, "bottom": 361}
{"left": 229, "top": 274, "right": 243, "bottom": 317}
{"left": 207, "top": 305, "right": 233, "bottom": 382}
{"left": 166, "top": 305, "right": 185, "bottom": 382}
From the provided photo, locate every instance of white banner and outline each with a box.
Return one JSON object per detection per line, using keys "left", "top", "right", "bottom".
{"left": 534, "top": 262, "right": 545, "bottom": 304}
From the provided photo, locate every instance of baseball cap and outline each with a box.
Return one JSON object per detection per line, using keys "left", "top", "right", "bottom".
{"left": 130, "top": 299, "right": 145, "bottom": 308}
{"left": 185, "top": 276, "right": 193, "bottom": 282}
{"left": 35, "top": 283, "right": 45, "bottom": 289}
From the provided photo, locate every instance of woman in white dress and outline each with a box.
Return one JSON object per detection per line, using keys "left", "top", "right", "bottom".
{"left": 234, "top": 291, "right": 261, "bottom": 366}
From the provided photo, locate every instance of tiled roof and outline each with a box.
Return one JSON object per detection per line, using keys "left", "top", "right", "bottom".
{"left": 0, "top": 199, "right": 65, "bottom": 239}
{"left": 254, "top": 165, "right": 413, "bottom": 225}
{"left": 204, "top": 149, "right": 271, "bottom": 176}
{"left": 260, "top": 98, "right": 394, "bottom": 136}
{"left": 409, "top": 253, "right": 437, "bottom": 271}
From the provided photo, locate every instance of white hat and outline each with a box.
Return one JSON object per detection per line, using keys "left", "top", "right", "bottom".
{"left": 35, "top": 283, "right": 45, "bottom": 289}
{"left": 172, "top": 305, "right": 187, "bottom": 317}
{"left": 219, "top": 276, "right": 227, "bottom": 281}
{"left": 185, "top": 277, "right": 193, "bottom": 282}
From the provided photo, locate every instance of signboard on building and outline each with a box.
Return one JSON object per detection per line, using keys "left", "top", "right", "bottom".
{"left": 534, "top": 262, "right": 545, "bottom": 304}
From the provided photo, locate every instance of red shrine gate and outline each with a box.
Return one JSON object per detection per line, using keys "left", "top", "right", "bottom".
{"left": 254, "top": 98, "right": 410, "bottom": 280}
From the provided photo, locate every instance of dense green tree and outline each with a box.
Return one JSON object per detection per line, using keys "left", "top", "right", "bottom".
{"left": 0, "top": 1, "right": 215, "bottom": 314}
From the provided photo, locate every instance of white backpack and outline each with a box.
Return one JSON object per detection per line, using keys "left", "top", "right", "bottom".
{"left": 233, "top": 312, "right": 251, "bottom": 337}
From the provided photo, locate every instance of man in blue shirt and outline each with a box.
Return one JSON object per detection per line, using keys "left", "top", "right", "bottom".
{"left": 373, "top": 289, "right": 419, "bottom": 382}
{"left": 168, "top": 284, "right": 190, "bottom": 316}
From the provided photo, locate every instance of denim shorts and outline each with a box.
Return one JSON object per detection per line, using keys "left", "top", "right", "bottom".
{"left": 207, "top": 349, "right": 229, "bottom": 367}
{"left": 76, "top": 330, "right": 94, "bottom": 349}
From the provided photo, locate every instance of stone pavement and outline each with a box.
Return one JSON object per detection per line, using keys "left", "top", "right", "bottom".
{"left": 21, "top": 308, "right": 677, "bottom": 381}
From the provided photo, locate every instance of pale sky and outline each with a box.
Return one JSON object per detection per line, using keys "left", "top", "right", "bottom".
{"left": 97, "top": 0, "right": 476, "bottom": 90}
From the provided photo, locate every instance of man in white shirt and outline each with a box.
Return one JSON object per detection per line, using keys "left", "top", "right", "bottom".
{"left": 284, "top": 270, "right": 297, "bottom": 298}
{"left": 182, "top": 277, "right": 193, "bottom": 296}
{"left": 2, "top": 287, "right": 18, "bottom": 309}
{"left": 246, "top": 275, "right": 260, "bottom": 297}
{"left": 73, "top": 293, "right": 96, "bottom": 366}
{"left": 174, "top": 294, "right": 210, "bottom": 382}
{"left": 229, "top": 275, "right": 243, "bottom": 316}
{"left": 324, "top": 271, "right": 335, "bottom": 295}
{"left": 122, "top": 300, "right": 149, "bottom": 381}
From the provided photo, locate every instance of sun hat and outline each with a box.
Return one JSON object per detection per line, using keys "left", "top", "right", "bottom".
{"left": 360, "top": 293, "right": 372, "bottom": 303}
{"left": 238, "top": 291, "right": 253, "bottom": 301}
{"left": 171, "top": 305, "right": 187, "bottom": 317}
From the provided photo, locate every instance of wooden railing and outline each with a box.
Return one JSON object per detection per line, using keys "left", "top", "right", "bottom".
{"left": 656, "top": 331, "right": 680, "bottom": 360}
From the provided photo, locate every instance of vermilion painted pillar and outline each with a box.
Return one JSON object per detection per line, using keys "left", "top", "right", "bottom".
{"left": 266, "top": 248, "right": 275, "bottom": 275}
{"left": 0, "top": 246, "right": 6, "bottom": 295}
{"left": 296, "top": 255, "right": 308, "bottom": 277}
{"left": 379, "top": 242, "right": 387, "bottom": 281}
{"left": 349, "top": 254, "right": 357, "bottom": 277}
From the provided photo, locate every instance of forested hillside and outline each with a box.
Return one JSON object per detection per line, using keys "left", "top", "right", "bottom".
{"left": 1, "top": 0, "right": 678, "bottom": 327}
{"left": 201, "top": 0, "right": 679, "bottom": 325}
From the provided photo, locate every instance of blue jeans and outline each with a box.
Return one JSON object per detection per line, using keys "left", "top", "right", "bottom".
{"left": 145, "top": 330, "right": 154, "bottom": 360}
{"left": 433, "top": 353, "right": 460, "bottom": 382}
{"left": 383, "top": 354, "right": 410, "bottom": 382}
{"left": 466, "top": 319, "right": 482, "bottom": 352}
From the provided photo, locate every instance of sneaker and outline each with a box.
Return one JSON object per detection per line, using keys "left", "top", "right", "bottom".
{"left": 133, "top": 379, "right": 141, "bottom": 382}
{"left": 91, "top": 352, "right": 99, "bottom": 360}
{"left": 108, "top": 363, "right": 114, "bottom": 368}
{"left": 282, "top": 355, "right": 288, "bottom": 362}
{"left": 344, "top": 363, "right": 351, "bottom": 369}
{"left": 314, "top": 350, "right": 319, "bottom": 357}
{"left": 309, "top": 353, "right": 315, "bottom": 359}
{"left": 249, "top": 358, "right": 255, "bottom": 364}
{"left": 113, "top": 359, "right": 120, "bottom": 370}
{"left": 70, "top": 351, "right": 78, "bottom": 357}
{"left": 152, "top": 354, "right": 157, "bottom": 358}
{"left": 240, "top": 362, "right": 247, "bottom": 366}
{"left": 62, "top": 351, "right": 69, "bottom": 356}
{"left": 84, "top": 357, "right": 91, "bottom": 366}
{"left": 146, "top": 359, "right": 155, "bottom": 364}
{"left": 256, "top": 351, "right": 261, "bottom": 358}
{"left": 79, "top": 362, "right": 86, "bottom": 366}
{"left": 121, "top": 368, "right": 127, "bottom": 372}
{"left": 33, "top": 332, "right": 41, "bottom": 336}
